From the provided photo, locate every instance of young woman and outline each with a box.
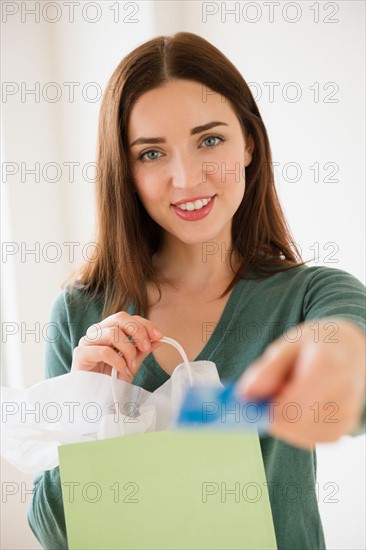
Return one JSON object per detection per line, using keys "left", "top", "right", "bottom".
{"left": 28, "top": 32, "right": 365, "bottom": 549}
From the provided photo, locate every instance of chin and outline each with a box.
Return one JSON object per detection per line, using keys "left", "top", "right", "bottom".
{"left": 176, "top": 228, "right": 229, "bottom": 246}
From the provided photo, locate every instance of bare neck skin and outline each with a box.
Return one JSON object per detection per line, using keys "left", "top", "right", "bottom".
{"left": 152, "top": 228, "right": 239, "bottom": 296}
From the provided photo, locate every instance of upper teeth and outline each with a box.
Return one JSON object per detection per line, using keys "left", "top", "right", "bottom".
{"left": 176, "top": 197, "right": 212, "bottom": 211}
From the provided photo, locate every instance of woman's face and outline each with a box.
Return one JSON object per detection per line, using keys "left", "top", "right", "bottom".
{"left": 128, "top": 79, "right": 253, "bottom": 246}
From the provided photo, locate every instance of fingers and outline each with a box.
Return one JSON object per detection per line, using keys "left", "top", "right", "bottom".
{"left": 85, "top": 313, "right": 163, "bottom": 354}
{"left": 78, "top": 313, "right": 165, "bottom": 379}
{"left": 238, "top": 335, "right": 302, "bottom": 400}
{"left": 79, "top": 326, "right": 138, "bottom": 375}
{"left": 238, "top": 331, "right": 355, "bottom": 448}
{"left": 266, "top": 344, "right": 358, "bottom": 446}
{"left": 72, "top": 344, "right": 133, "bottom": 381}
{"left": 236, "top": 327, "right": 328, "bottom": 448}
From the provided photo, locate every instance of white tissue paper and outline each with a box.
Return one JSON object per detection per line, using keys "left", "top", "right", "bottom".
{"left": 1, "top": 357, "right": 222, "bottom": 475}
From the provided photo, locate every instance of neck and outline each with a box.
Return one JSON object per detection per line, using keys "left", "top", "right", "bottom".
{"left": 152, "top": 233, "right": 241, "bottom": 293}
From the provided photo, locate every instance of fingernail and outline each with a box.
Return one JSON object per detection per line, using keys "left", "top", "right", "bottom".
{"left": 240, "top": 368, "right": 260, "bottom": 393}
{"left": 152, "top": 328, "right": 163, "bottom": 338}
{"left": 131, "top": 359, "right": 137, "bottom": 371}
{"left": 125, "top": 367, "right": 133, "bottom": 379}
{"left": 142, "top": 339, "right": 151, "bottom": 351}
{"left": 263, "top": 342, "right": 280, "bottom": 360}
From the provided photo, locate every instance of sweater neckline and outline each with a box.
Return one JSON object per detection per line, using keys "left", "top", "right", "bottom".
{"left": 136, "top": 278, "right": 246, "bottom": 384}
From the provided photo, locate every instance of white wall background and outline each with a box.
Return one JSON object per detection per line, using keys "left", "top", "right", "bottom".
{"left": 1, "top": 1, "right": 365, "bottom": 549}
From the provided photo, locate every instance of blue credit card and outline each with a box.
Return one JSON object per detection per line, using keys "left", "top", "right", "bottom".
{"left": 174, "top": 383, "right": 270, "bottom": 433}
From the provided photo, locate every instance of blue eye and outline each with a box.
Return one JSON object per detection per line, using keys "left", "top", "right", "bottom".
{"left": 137, "top": 135, "right": 225, "bottom": 164}
{"left": 202, "top": 135, "right": 224, "bottom": 148}
{"left": 138, "top": 150, "right": 163, "bottom": 163}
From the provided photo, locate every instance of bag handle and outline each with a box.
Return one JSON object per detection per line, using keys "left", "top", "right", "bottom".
{"left": 111, "top": 336, "right": 194, "bottom": 430}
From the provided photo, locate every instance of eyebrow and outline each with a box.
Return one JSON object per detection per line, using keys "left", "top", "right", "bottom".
{"left": 129, "top": 121, "right": 229, "bottom": 147}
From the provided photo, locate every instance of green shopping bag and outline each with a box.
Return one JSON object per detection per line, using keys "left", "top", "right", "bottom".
{"left": 59, "top": 430, "right": 277, "bottom": 549}
{"left": 58, "top": 337, "right": 277, "bottom": 549}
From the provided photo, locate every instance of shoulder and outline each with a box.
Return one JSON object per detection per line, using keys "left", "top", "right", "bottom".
{"left": 235, "top": 265, "right": 365, "bottom": 317}
{"left": 50, "top": 284, "right": 104, "bottom": 314}
{"left": 270, "top": 264, "right": 365, "bottom": 301}
{"left": 297, "top": 265, "right": 366, "bottom": 331}
{"left": 48, "top": 284, "right": 105, "bottom": 346}
{"left": 296, "top": 264, "right": 365, "bottom": 292}
{"left": 246, "top": 264, "right": 365, "bottom": 289}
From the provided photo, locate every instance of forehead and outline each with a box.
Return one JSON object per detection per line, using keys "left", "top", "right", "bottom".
{"left": 127, "top": 79, "right": 240, "bottom": 138}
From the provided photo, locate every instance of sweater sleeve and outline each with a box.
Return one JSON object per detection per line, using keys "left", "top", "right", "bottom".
{"left": 303, "top": 266, "right": 366, "bottom": 332}
{"left": 303, "top": 267, "right": 366, "bottom": 436}
{"left": 28, "top": 289, "right": 73, "bottom": 550}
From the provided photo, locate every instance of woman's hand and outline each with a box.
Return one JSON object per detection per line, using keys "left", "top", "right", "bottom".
{"left": 238, "top": 319, "right": 366, "bottom": 449}
{"left": 71, "top": 312, "right": 164, "bottom": 381}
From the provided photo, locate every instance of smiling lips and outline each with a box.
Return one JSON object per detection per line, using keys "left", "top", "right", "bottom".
{"left": 171, "top": 195, "right": 216, "bottom": 221}
{"left": 174, "top": 196, "right": 213, "bottom": 211}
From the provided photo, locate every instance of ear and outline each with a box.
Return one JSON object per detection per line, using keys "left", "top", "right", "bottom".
{"left": 244, "top": 134, "right": 254, "bottom": 167}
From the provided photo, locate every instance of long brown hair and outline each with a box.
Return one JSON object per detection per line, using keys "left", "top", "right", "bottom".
{"left": 63, "top": 32, "right": 310, "bottom": 318}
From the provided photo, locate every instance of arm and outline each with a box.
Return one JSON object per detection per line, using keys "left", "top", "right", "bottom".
{"left": 28, "top": 289, "right": 73, "bottom": 550}
{"left": 28, "top": 468, "right": 67, "bottom": 550}
{"left": 302, "top": 267, "right": 366, "bottom": 437}
{"left": 238, "top": 267, "right": 366, "bottom": 448}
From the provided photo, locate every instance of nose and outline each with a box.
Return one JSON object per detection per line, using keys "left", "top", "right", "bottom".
{"left": 170, "top": 151, "right": 202, "bottom": 190}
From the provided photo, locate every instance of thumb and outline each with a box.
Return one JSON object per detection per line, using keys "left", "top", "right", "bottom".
{"left": 238, "top": 337, "right": 302, "bottom": 400}
{"left": 134, "top": 339, "right": 165, "bottom": 368}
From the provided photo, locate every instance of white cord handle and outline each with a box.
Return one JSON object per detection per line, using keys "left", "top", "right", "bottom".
{"left": 111, "top": 336, "right": 194, "bottom": 432}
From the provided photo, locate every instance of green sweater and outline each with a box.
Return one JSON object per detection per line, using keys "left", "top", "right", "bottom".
{"left": 28, "top": 265, "right": 366, "bottom": 550}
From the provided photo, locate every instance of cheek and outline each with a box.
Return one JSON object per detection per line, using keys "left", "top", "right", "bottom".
{"left": 133, "top": 170, "right": 152, "bottom": 197}
{"left": 212, "top": 150, "right": 246, "bottom": 188}
{"left": 135, "top": 175, "right": 164, "bottom": 211}
{"left": 137, "top": 190, "right": 156, "bottom": 211}
{"left": 137, "top": 165, "right": 170, "bottom": 200}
